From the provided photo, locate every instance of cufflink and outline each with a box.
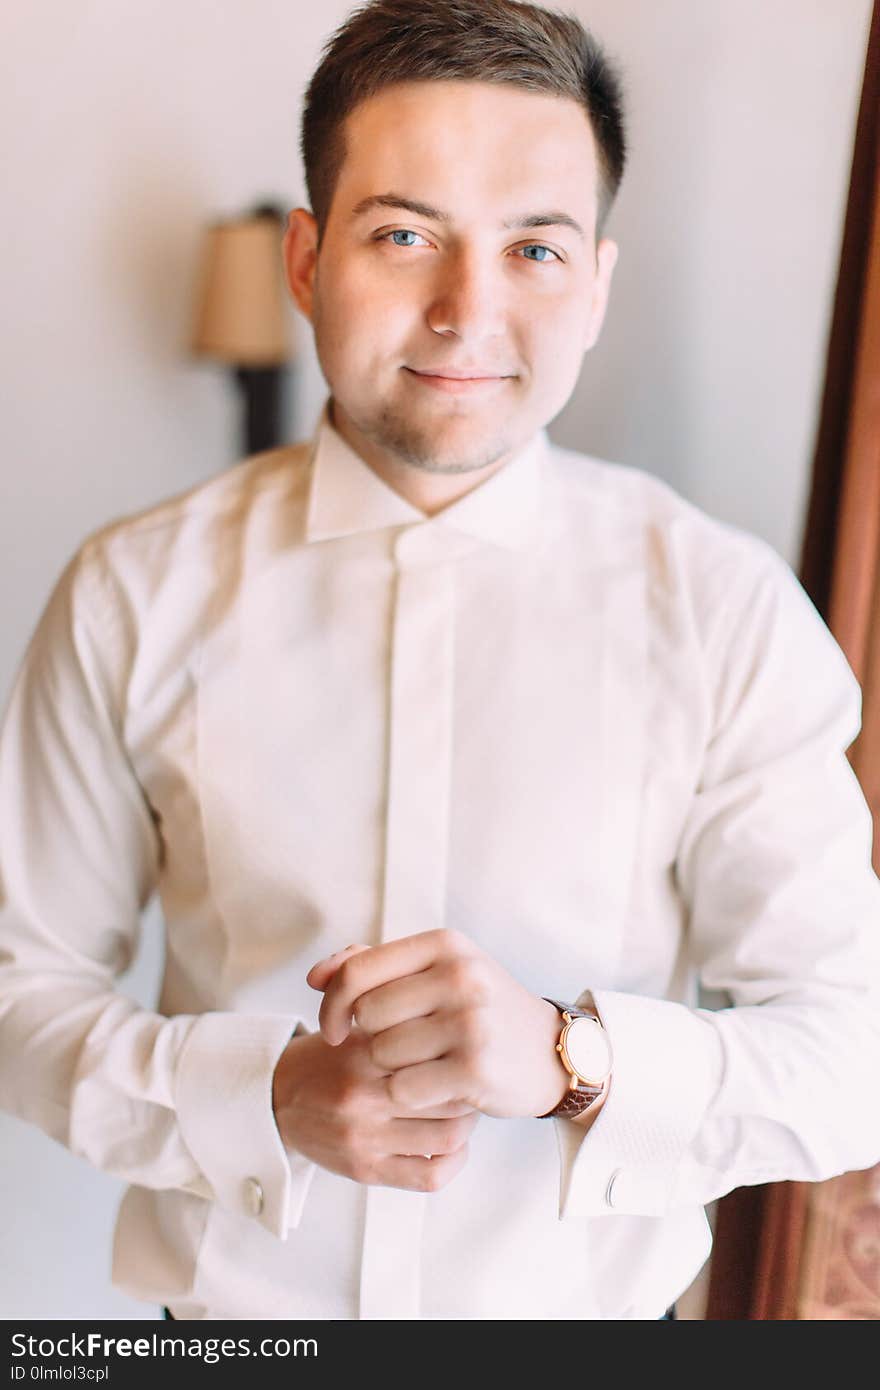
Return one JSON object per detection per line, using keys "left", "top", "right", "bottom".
{"left": 243, "top": 1176, "right": 264, "bottom": 1217}
{"left": 605, "top": 1169, "right": 622, "bottom": 1209}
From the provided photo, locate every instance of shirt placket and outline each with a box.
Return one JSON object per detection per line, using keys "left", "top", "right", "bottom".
{"left": 358, "top": 523, "right": 466, "bottom": 1320}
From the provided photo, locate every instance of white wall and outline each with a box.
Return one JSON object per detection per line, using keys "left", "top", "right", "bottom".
{"left": 0, "top": 0, "right": 871, "bottom": 1319}
{"left": 557, "top": 0, "right": 869, "bottom": 566}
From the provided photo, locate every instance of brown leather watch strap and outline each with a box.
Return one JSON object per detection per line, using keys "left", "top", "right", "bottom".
{"left": 546, "top": 1082, "right": 607, "bottom": 1119}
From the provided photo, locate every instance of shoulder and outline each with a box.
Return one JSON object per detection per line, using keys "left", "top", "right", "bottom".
{"left": 543, "top": 436, "right": 788, "bottom": 608}
{"left": 546, "top": 438, "right": 773, "bottom": 559}
{"left": 542, "top": 437, "right": 858, "bottom": 706}
{"left": 56, "top": 440, "right": 313, "bottom": 671}
{"left": 79, "top": 440, "right": 313, "bottom": 571}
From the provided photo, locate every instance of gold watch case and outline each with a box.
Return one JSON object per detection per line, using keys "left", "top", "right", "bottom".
{"left": 556, "top": 1008, "right": 614, "bottom": 1089}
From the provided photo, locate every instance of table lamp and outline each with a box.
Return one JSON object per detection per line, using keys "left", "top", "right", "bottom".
{"left": 190, "top": 202, "right": 294, "bottom": 455}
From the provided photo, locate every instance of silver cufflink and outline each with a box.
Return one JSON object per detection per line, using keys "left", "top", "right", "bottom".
{"left": 243, "top": 1176, "right": 264, "bottom": 1217}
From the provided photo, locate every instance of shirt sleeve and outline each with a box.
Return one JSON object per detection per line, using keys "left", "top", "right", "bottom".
{"left": 0, "top": 543, "right": 316, "bottom": 1240}
{"left": 554, "top": 542, "right": 880, "bottom": 1221}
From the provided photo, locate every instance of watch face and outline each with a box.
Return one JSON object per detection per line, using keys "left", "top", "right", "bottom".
{"left": 563, "top": 1016, "right": 613, "bottom": 1084}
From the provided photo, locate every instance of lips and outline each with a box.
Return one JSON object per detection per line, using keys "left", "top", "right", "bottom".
{"left": 403, "top": 366, "right": 515, "bottom": 395}
{"left": 407, "top": 367, "right": 513, "bottom": 380}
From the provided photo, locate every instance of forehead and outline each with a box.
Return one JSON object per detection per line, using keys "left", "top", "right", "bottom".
{"left": 335, "top": 79, "right": 598, "bottom": 223}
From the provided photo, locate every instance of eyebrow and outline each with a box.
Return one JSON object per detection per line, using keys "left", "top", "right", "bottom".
{"left": 349, "top": 192, "right": 585, "bottom": 239}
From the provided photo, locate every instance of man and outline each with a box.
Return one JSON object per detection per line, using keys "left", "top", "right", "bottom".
{"left": 1, "top": 0, "right": 879, "bottom": 1322}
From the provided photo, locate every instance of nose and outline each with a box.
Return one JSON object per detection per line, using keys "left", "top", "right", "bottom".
{"left": 425, "top": 248, "right": 506, "bottom": 342}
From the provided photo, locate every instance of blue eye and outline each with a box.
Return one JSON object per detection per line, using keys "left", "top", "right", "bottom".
{"left": 520, "top": 244, "right": 558, "bottom": 262}
{"left": 377, "top": 230, "right": 560, "bottom": 261}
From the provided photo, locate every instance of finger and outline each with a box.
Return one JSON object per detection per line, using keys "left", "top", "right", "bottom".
{"left": 368, "top": 1013, "right": 457, "bottom": 1073}
{"left": 378, "top": 1144, "right": 471, "bottom": 1194}
{"left": 388, "top": 1112, "right": 479, "bottom": 1157}
{"left": 306, "top": 943, "right": 370, "bottom": 992}
{"left": 346, "top": 963, "right": 459, "bottom": 1036}
{"left": 388, "top": 1094, "right": 477, "bottom": 1119}
{"left": 407, "top": 1098, "right": 477, "bottom": 1119}
{"left": 341, "top": 1024, "right": 473, "bottom": 1096}
{"left": 319, "top": 929, "right": 455, "bottom": 1046}
{"left": 358, "top": 1064, "right": 477, "bottom": 1116}
{"left": 335, "top": 1024, "right": 469, "bottom": 1097}
{"left": 383, "top": 1054, "right": 474, "bottom": 1112}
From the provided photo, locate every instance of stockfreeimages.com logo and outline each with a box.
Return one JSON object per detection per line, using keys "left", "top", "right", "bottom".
{"left": 10, "top": 1332, "right": 316, "bottom": 1367}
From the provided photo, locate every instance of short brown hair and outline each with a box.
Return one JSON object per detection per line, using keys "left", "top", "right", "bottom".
{"left": 301, "top": 0, "right": 627, "bottom": 248}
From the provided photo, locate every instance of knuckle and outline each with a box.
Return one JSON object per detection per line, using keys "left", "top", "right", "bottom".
{"left": 336, "top": 953, "right": 366, "bottom": 991}
{"left": 335, "top": 1111, "right": 360, "bottom": 1150}
{"left": 335, "top": 1076, "right": 363, "bottom": 1116}
{"left": 437, "top": 926, "right": 469, "bottom": 958}
{"left": 468, "top": 965, "right": 492, "bottom": 1007}
{"left": 444, "top": 955, "right": 489, "bottom": 1007}
{"left": 445, "top": 955, "right": 474, "bottom": 992}
{"left": 458, "top": 1008, "right": 488, "bottom": 1051}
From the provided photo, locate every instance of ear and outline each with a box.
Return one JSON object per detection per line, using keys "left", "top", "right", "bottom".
{"left": 282, "top": 208, "right": 320, "bottom": 322}
{"left": 583, "top": 238, "right": 619, "bottom": 353}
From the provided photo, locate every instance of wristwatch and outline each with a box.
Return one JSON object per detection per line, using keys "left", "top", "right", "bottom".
{"left": 537, "top": 997, "right": 613, "bottom": 1119}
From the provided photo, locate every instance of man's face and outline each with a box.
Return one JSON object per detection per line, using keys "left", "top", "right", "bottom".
{"left": 284, "top": 79, "right": 618, "bottom": 477}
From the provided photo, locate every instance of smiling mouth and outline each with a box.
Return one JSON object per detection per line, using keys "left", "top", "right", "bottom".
{"left": 403, "top": 367, "right": 515, "bottom": 394}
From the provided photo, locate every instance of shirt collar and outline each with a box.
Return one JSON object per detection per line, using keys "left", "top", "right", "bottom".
{"left": 304, "top": 397, "right": 547, "bottom": 551}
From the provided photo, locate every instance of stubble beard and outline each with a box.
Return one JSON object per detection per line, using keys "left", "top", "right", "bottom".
{"left": 344, "top": 396, "right": 516, "bottom": 476}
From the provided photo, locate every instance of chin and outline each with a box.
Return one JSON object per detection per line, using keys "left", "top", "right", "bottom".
{"left": 393, "top": 429, "right": 512, "bottom": 475}
{"left": 337, "top": 390, "right": 516, "bottom": 472}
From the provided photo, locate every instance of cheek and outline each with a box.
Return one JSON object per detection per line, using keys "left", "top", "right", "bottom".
{"left": 318, "top": 263, "right": 416, "bottom": 356}
{"left": 339, "top": 251, "right": 417, "bottom": 313}
{"left": 527, "top": 305, "right": 588, "bottom": 377}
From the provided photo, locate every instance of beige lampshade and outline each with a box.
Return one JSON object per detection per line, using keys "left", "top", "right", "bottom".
{"left": 191, "top": 215, "right": 291, "bottom": 367}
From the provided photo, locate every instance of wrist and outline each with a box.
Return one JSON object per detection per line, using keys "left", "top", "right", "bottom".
{"left": 533, "top": 998, "right": 572, "bottom": 1117}
{"left": 271, "top": 1030, "right": 313, "bottom": 1140}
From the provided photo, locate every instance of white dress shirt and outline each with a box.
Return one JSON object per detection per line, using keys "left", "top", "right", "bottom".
{"left": 1, "top": 397, "right": 879, "bottom": 1321}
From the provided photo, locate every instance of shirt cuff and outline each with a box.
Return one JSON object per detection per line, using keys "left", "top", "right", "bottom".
{"left": 553, "top": 988, "right": 724, "bottom": 1220}
{"left": 174, "top": 1011, "right": 317, "bottom": 1240}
